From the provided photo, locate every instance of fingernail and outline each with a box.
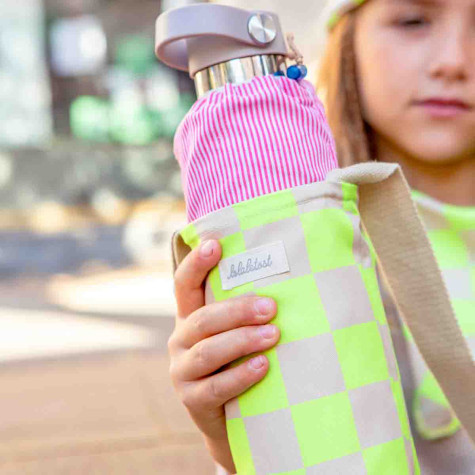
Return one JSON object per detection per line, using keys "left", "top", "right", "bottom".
{"left": 255, "top": 298, "right": 273, "bottom": 316}
{"left": 200, "top": 240, "right": 215, "bottom": 257}
{"left": 258, "top": 325, "right": 276, "bottom": 339}
{"left": 249, "top": 355, "right": 265, "bottom": 370}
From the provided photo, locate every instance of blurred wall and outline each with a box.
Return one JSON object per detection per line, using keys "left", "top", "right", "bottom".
{"left": 0, "top": 0, "right": 53, "bottom": 146}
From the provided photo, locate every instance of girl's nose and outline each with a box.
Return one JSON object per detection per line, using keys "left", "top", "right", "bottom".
{"left": 429, "top": 25, "right": 470, "bottom": 83}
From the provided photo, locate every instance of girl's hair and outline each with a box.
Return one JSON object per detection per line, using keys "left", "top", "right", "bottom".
{"left": 317, "top": 12, "right": 374, "bottom": 167}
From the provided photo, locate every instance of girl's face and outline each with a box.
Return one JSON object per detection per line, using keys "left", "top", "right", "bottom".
{"left": 354, "top": 0, "right": 475, "bottom": 164}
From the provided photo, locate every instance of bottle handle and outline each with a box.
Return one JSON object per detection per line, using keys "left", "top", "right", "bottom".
{"left": 155, "top": 4, "right": 288, "bottom": 77}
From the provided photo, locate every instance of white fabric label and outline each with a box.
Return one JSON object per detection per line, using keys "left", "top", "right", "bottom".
{"left": 218, "top": 241, "right": 290, "bottom": 291}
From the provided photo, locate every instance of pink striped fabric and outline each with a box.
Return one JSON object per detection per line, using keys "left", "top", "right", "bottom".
{"left": 174, "top": 75, "right": 339, "bottom": 222}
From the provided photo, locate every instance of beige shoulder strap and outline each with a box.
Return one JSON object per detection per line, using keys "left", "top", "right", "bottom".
{"left": 327, "top": 162, "right": 475, "bottom": 443}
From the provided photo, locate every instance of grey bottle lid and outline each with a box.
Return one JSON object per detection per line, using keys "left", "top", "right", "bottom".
{"left": 155, "top": 3, "right": 288, "bottom": 77}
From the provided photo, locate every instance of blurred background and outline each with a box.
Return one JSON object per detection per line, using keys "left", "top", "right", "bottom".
{"left": 0, "top": 0, "right": 324, "bottom": 472}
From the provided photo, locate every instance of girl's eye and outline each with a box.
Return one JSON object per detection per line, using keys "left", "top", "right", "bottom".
{"left": 397, "top": 16, "right": 429, "bottom": 28}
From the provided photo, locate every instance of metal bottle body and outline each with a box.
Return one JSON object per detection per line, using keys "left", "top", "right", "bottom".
{"left": 194, "top": 54, "right": 287, "bottom": 98}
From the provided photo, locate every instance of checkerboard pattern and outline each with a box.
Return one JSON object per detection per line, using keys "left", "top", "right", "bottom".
{"left": 180, "top": 180, "right": 418, "bottom": 474}
{"left": 404, "top": 190, "right": 475, "bottom": 440}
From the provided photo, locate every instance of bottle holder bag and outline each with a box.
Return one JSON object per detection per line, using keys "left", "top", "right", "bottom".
{"left": 171, "top": 162, "right": 475, "bottom": 474}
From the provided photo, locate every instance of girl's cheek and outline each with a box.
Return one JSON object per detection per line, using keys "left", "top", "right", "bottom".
{"left": 357, "top": 27, "right": 422, "bottom": 118}
{"left": 356, "top": 46, "right": 402, "bottom": 121}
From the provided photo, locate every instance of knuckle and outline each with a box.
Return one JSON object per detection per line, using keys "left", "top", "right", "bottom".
{"left": 195, "top": 341, "right": 211, "bottom": 369}
{"left": 180, "top": 389, "right": 195, "bottom": 410}
{"left": 247, "top": 326, "right": 262, "bottom": 346}
{"left": 239, "top": 297, "right": 255, "bottom": 321}
{"left": 208, "top": 378, "right": 224, "bottom": 404}
{"left": 192, "top": 311, "right": 207, "bottom": 336}
{"left": 232, "top": 328, "right": 258, "bottom": 358}
{"left": 228, "top": 295, "right": 256, "bottom": 324}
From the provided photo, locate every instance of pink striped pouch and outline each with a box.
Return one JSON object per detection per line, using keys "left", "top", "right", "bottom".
{"left": 174, "top": 75, "right": 339, "bottom": 222}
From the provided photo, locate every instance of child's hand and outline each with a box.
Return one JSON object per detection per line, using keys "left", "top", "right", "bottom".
{"left": 169, "top": 239, "right": 279, "bottom": 471}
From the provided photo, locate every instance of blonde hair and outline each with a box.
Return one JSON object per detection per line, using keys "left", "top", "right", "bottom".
{"left": 317, "top": 12, "right": 374, "bottom": 167}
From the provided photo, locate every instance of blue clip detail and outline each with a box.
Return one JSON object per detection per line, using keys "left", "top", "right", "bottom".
{"left": 287, "top": 65, "right": 302, "bottom": 80}
{"left": 298, "top": 65, "right": 308, "bottom": 79}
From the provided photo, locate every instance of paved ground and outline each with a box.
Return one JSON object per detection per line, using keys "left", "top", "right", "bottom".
{"left": 0, "top": 268, "right": 215, "bottom": 473}
{"left": 0, "top": 221, "right": 219, "bottom": 474}
{"left": 0, "top": 349, "right": 215, "bottom": 474}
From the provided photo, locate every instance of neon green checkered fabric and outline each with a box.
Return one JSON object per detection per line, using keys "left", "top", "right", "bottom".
{"left": 180, "top": 180, "right": 419, "bottom": 474}
{"left": 403, "top": 190, "right": 475, "bottom": 440}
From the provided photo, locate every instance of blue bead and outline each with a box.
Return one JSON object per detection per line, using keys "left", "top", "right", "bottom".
{"left": 287, "top": 65, "right": 302, "bottom": 80}
{"left": 298, "top": 64, "right": 308, "bottom": 79}
{"left": 274, "top": 70, "right": 285, "bottom": 77}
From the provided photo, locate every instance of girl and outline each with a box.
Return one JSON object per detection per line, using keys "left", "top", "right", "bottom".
{"left": 168, "top": 0, "right": 475, "bottom": 473}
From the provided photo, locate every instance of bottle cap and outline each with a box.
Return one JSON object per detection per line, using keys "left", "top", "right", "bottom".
{"left": 155, "top": 4, "right": 288, "bottom": 78}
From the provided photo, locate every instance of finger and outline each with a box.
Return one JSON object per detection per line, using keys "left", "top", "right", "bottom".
{"left": 180, "top": 324, "right": 280, "bottom": 381}
{"left": 182, "top": 355, "right": 269, "bottom": 410}
{"left": 178, "top": 295, "right": 277, "bottom": 349}
{"left": 174, "top": 240, "right": 222, "bottom": 319}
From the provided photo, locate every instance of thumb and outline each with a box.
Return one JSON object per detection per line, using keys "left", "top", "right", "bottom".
{"left": 174, "top": 240, "right": 222, "bottom": 318}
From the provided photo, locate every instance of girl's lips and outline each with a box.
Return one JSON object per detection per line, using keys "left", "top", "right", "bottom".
{"left": 415, "top": 98, "right": 472, "bottom": 118}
